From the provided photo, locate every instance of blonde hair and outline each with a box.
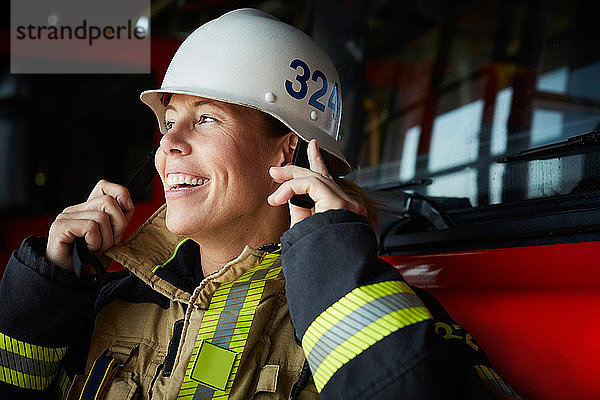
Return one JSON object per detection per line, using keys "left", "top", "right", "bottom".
{"left": 333, "top": 177, "right": 379, "bottom": 228}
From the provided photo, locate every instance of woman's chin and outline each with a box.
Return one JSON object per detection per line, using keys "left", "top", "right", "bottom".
{"left": 165, "top": 209, "right": 205, "bottom": 236}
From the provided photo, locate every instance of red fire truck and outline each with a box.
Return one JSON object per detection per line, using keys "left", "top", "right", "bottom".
{"left": 1, "top": 1, "right": 599, "bottom": 399}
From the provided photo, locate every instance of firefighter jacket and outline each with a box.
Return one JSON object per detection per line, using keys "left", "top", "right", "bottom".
{"left": 0, "top": 207, "right": 520, "bottom": 400}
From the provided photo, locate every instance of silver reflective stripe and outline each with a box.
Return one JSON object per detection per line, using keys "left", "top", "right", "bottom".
{"left": 186, "top": 255, "right": 283, "bottom": 400}
{"left": 302, "top": 281, "right": 433, "bottom": 391}
{"left": 306, "top": 291, "right": 424, "bottom": 370}
{"left": 0, "top": 332, "right": 67, "bottom": 390}
{"left": 0, "top": 347, "right": 60, "bottom": 378}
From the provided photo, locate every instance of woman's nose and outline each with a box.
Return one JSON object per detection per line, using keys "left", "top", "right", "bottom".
{"left": 159, "top": 122, "right": 192, "bottom": 156}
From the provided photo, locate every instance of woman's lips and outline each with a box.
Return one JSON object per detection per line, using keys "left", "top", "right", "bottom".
{"left": 164, "top": 172, "right": 210, "bottom": 199}
{"left": 165, "top": 180, "right": 210, "bottom": 199}
{"left": 165, "top": 173, "right": 209, "bottom": 187}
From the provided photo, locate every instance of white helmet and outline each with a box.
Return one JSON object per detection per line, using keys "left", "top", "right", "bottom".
{"left": 140, "top": 8, "right": 350, "bottom": 176}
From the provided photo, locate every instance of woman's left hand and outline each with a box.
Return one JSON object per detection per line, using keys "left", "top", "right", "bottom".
{"left": 268, "top": 139, "right": 367, "bottom": 228}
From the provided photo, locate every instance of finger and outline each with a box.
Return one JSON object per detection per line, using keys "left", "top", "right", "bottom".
{"left": 270, "top": 165, "right": 349, "bottom": 201}
{"left": 269, "top": 175, "right": 368, "bottom": 219}
{"left": 91, "top": 195, "right": 129, "bottom": 241}
{"left": 268, "top": 176, "right": 339, "bottom": 207}
{"left": 56, "top": 210, "right": 114, "bottom": 252}
{"left": 307, "top": 139, "right": 330, "bottom": 176}
{"left": 62, "top": 195, "right": 129, "bottom": 241}
{"left": 88, "top": 180, "right": 134, "bottom": 217}
{"left": 288, "top": 202, "right": 313, "bottom": 228}
{"left": 49, "top": 218, "right": 104, "bottom": 253}
{"left": 269, "top": 165, "right": 331, "bottom": 183}
{"left": 47, "top": 218, "right": 104, "bottom": 270}
{"left": 268, "top": 177, "right": 309, "bottom": 206}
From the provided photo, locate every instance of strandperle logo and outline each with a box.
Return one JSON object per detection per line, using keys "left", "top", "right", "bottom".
{"left": 11, "top": 0, "right": 150, "bottom": 73}
{"left": 15, "top": 19, "right": 147, "bottom": 46}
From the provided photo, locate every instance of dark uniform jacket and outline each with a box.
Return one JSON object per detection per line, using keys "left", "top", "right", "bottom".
{"left": 0, "top": 207, "right": 520, "bottom": 399}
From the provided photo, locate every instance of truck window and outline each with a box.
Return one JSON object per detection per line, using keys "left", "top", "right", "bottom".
{"left": 343, "top": 1, "right": 600, "bottom": 251}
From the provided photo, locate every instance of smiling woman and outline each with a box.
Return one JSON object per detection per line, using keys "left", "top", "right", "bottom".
{"left": 155, "top": 94, "right": 295, "bottom": 274}
{"left": 0, "top": 8, "right": 518, "bottom": 400}
{"left": 156, "top": 93, "right": 374, "bottom": 276}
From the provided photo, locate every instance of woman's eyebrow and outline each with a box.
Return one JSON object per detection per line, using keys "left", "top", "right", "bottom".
{"left": 194, "top": 100, "right": 228, "bottom": 112}
{"left": 165, "top": 99, "right": 225, "bottom": 113}
{"left": 194, "top": 100, "right": 213, "bottom": 108}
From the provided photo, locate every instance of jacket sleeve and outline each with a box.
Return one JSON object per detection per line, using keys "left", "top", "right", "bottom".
{"left": 281, "top": 209, "right": 500, "bottom": 400}
{"left": 0, "top": 237, "right": 99, "bottom": 399}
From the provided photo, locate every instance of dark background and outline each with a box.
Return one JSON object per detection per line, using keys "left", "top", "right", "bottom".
{"left": 1, "top": 0, "right": 599, "bottom": 261}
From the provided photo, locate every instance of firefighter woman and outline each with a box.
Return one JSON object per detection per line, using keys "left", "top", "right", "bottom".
{"left": 0, "top": 8, "right": 520, "bottom": 400}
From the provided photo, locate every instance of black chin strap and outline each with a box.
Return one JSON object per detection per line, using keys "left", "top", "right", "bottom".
{"left": 72, "top": 145, "right": 158, "bottom": 279}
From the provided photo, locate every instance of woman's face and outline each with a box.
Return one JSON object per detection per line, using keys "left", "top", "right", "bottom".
{"left": 155, "top": 94, "right": 287, "bottom": 237}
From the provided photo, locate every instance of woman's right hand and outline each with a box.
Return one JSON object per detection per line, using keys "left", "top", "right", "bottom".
{"left": 46, "top": 180, "right": 134, "bottom": 271}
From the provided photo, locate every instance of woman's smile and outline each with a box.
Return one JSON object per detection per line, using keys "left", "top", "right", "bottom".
{"left": 164, "top": 172, "right": 211, "bottom": 199}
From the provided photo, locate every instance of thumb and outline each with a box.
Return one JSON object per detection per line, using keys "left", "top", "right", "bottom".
{"left": 289, "top": 202, "right": 312, "bottom": 228}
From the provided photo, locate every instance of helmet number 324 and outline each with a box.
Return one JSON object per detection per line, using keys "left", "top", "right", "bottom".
{"left": 285, "top": 58, "right": 339, "bottom": 119}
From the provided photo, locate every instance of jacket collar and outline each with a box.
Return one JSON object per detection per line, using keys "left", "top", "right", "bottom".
{"left": 104, "top": 204, "right": 279, "bottom": 306}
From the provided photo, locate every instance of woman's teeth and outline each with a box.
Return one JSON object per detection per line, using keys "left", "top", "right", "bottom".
{"left": 166, "top": 174, "right": 209, "bottom": 188}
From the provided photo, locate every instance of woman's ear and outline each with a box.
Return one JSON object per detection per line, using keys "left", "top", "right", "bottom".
{"left": 278, "top": 132, "right": 298, "bottom": 166}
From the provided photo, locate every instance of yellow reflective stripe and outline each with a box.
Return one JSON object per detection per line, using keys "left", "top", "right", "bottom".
{"left": 302, "top": 281, "right": 417, "bottom": 356}
{"left": 56, "top": 369, "right": 70, "bottom": 399}
{"left": 0, "top": 331, "right": 67, "bottom": 391}
{"left": 0, "top": 332, "right": 66, "bottom": 362}
{"left": 234, "top": 254, "right": 280, "bottom": 283}
{"left": 152, "top": 238, "right": 191, "bottom": 273}
{"left": 310, "top": 305, "right": 431, "bottom": 391}
{"left": 302, "top": 281, "right": 433, "bottom": 391}
{"left": 0, "top": 365, "right": 54, "bottom": 390}
{"left": 479, "top": 365, "right": 501, "bottom": 391}
{"left": 474, "top": 365, "right": 485, "bottom": 379}
{"left": 177, "top": 252, "right": 282, "bottom": 400}
{"left": 473, "top": 364, "right": 522, "bottom": 399}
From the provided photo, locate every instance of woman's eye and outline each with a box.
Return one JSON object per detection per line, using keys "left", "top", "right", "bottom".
{"left": 197, "top": 115, "right": 216, "bottom": 125}
{"left": 165, "top": 120, "right": 175, "bottom": 131}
